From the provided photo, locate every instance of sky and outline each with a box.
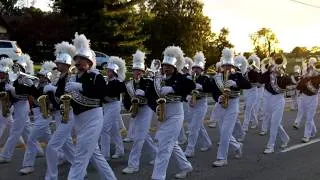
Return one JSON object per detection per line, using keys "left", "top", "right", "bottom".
{"left": 34, "top": 0, "right": 320, "bottom": 52}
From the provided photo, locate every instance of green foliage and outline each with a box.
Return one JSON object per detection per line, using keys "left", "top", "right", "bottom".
{"left": 250, "top": 27, "right": 280, "bottom": 59}
{"left": 0, "top": 0, "right": 19, "bottom": 15}
{"left": 144, "top": 0, "right": 215, "bottom": 64}
{"left": 52, "top": 0, "right": 147, "bottom": 61}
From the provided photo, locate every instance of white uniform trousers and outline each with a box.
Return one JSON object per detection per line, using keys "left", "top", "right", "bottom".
{"left": 294, "top": 94, "right": 304, "bottom": 127}
{"left": 185, "top": 98, "right": 212, "bottom": 154}
{"left": 264, "top": 91, "right": 290, "bottom": 149}
{"left": 233, "top": 119, "right": 245, "bottom": 138}
{"left": 255, "top": 87, "right": 264, "bottom": 121}
{"left": 152, "top": 102, "right": 192, "bottom": 180}
{"left": 100, "top": 101, "right": 124, "bottom": 159}
{"left": 125, "top": 117, "right": 135, "bottom": 140}
{"left": 209, "top": 102, "right": 218, "bottom": 124}
{"left": 68, "top": 107, "right": 116, "bottom": 180}
{"left": 242, "top": 87, "right": 258, "bottom": 131}
{"left": 214, "top": 98, "right": 241, "bottom": 160}
{"left": 296, "top": 94, "right": 318, "bottom": 138}
{"left": 22, "top": 107, "right": 51, "bottom": 167}
{"left": 45, "top": 110, "right": 75, "bottom": 180}
{"left": 178, "top": 102, "right": 191, "bottom": 144}
{"left": 0, "top": 100, "right": 43, "bottom": 160}
{"left": 290, "top": 94, "right": 299, "bottom": 110}
{"left": 260, "top": 90, "right": 270, "bottom": 133}
{"left": 127, "top": 105, "right": 157, "bottom": 169}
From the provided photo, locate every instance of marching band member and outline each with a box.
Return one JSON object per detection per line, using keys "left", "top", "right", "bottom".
{"left": 184, "top": 52, "right": 212, "bottom": 158}
{"left": 100, "top": 56, "right": 126, "bottom": 160}
{"left": 122, "top": 50, "right": 157, "bottom": 174}
{"left": 260, "top": 54, "right": 294, "bottom": 154}
{"left": 178, "top": 56, "right": 193, "bottom": 145}
{"left": 44, "top": 41, "right": 76, "bottom": 180}
{"left": 259, "top": 57, "right": 272, "bottom": 136}
{"left": 242, "top": 54, "right": 261, "bottom": 131}
{"left": 148, "top": 46, "right": 194, "bottom": 179}
{"left": 66, "top": 33, "right": 116, "bottom": 180}
{"left": 0, "top": 54, "right": 44, "bottom": 163}
{"left": 0, "top": 58, "right": 15, "bottom": 142}
{"left": 293, "top": 58, "right": 316, "bottom": 130}
{"left": 294, "top": 58, "right": 319, "bottom": 143}
{"left": 19, "top": 61, "right": 58, "bottom": 174}
{"left": 289, "top": 65, "right": 301, "bottom": 111}
{"left": 211, "top": 48, "right": 251, "bottom": 167}
{"left": 208, "top": 61, "right": 222, "bottom": 128}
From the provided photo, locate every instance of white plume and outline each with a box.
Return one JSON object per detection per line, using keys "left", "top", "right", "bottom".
{"left": 109, "top": 56, "right": 127, "bottom": 82}
{"left": 72, "top": 32, "right": 90, "bottom": 50}
{"left": 308, "top": 57, "right": 317, "bottom": 66}
{"left": 132, "top": 50, "right": 146, "bottom": 64}
{"left": 193, "top": 51, "right": 206, "bottom": 66}
{"left": 234, "top": 55, "right": 248, "bottom": 74}
{"left": 41, "top": 61, "right": 56, "bottom": 72}
{"left": 54, "top": 41, "right": 76, "bottom": 57}
{"left": 222, "top": 48, "right": 233, "bottom": 61}
{"left": 21, "top": 54, "right": 34, "bottom": 75}
{"left": 163, "top": 46, "right": 185, "bottom": 72}
{"left": 0, "top": 58, "right": 14, "bottom": 70}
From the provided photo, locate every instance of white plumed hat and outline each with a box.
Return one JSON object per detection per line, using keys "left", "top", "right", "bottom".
{"left": 107, "top": 56, "right": 127, "bottom": 82}
{"left": 162, "top": 46, "right": 185, "bottom": 72}
{"left": 55, "top": 41, "right": 76, "bottom": 65}
{"left": 0, "top": 58, "right": 14, "bottom": 73}
{"left": 221, "top": 48, "right": 234, "bottom": 66}
{"left": 192, "top": 51, "right": 206, "bottom": 70}
{"left": 73, "top": 32, "right": 96, "bottom": 69}
{"left": 234, "top": 55, "right": 248, "bottom": 75}
{"left": 132, "top": 50, "right": 146, "bottom": 71}
{"left": 38, "top": 61, "right": 57, "bottom": 82}
{"left": 308, "top": 57, "right": 317, "bottom": 67}
{"left": 16, "top": 54, "right": 34, "bottom": 75}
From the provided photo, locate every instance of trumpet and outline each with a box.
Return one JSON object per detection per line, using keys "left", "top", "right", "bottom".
{"left": 37, "top": 95, "right": 50, "bottom": 119}
{"left": 9, "top": 71, "right": 39, "bottom": 87}
{"left": 156, "top": 74, "right": 166, "bottom": 122}
{"left": 0, "top": 91, "right": 10, "bottom": 117}
{"left": 221, "top": 69, "right": 230, "bottom": 109}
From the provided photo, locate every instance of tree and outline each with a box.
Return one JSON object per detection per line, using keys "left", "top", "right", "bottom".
{"left": 250, "top": 27, "right": 280, "bottom": 59}
{"left": 202, "top": 28, "right": 233, "bottom": 67}
{"left": 291, "top": 46, "right": 309, "bottom": 58}
{"left": 144, "top": 0, "right": 214, "bottom": 62}
{"left": 0, "top": 0, "right": 19, "bottom": 15}
{"left": 52, "top": 0, "right": 147, "bottom": 59}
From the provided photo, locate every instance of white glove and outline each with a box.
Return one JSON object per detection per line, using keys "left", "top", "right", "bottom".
{"left": 135, "top": 89, "right": 145, "bottom": 96}
{"left": 160, "top": 86, "right": 174, "bottom": 95}
{"left": 218, "top": 95, "right": 223, "bottom": 103}
{"left": 65, "top": 82, "right": 82, "bottom": 92}
{"left": 195, "top": 83, "right": 203, "bottom": 90}
{"left": 5, "top": 84, "right": 14, "bottom": 92}
{"left": 43, "top": 84, "right": 57, "bottom": 93}
{"left": 186, "top": 95, "right": 192, "bottom": 102}
{"left": 225, "top": 80, "right": 237, "bottom": 88}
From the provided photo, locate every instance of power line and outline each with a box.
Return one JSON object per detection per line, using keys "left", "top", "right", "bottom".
{"left": 288, "top": 0, "right": 320, "bottom": 8}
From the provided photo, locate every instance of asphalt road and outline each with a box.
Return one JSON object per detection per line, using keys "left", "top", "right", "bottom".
{"left": 1, "top": 99, "right": 320, "bottom": 180}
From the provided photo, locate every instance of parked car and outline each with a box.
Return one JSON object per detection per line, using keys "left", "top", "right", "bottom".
{"left": 95, "top": 51, "right": 110, "bottom": 69}
{"left": 0, "top": 40, "right": 22, "bottom": 60}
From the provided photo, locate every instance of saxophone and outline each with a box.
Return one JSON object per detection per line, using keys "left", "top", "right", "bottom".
{"left": 37, "top": 95, "right": 50, "bottom": 119}
{"left": 156, "top": 74, "right": 166, "bottom": 122}
{"left": 0, "top": 91, "right": 10, "bottom": 117}
{"left": 221, "top": 69, "right": 230, "bottom": 109}
{"left": 130, "top": 78, "right": 140, "bottom": 118}
{"left": 60, "top": 66, "right": 77, "bottom": 124}
{"left": 190, "top": 74, "right": 199, "bottom": 107}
